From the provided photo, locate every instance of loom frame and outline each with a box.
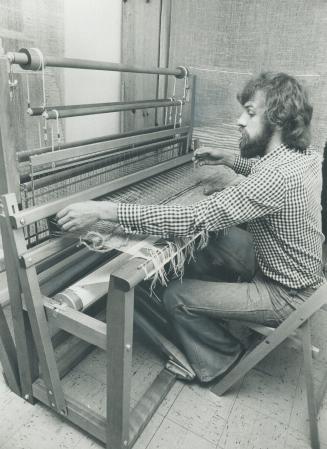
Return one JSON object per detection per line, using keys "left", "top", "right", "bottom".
{"left": 0, "top": 48, "right": 196, "bottom": 448}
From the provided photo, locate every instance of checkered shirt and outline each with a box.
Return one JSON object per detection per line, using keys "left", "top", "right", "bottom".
{"left": 118, "top": 144, "right": 325, "bottom": 289}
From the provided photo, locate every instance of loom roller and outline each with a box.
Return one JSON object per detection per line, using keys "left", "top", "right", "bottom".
{"left": 52, "top": 244, "right": 196, "bottom": 381}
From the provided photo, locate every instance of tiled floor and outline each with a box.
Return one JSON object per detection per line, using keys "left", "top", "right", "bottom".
{"left": 0, "top": 305, "right": 327, "bottom": 449}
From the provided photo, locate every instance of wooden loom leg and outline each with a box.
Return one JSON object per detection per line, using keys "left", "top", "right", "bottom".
{"left": 23, "top": 310, "right": 39, "bottom": 382}
{"left": 316, "top": 367, "right": 327, "bottom": 414}
{"left": 106, "top": 276, "right": 134, "bottom": 449}
{"left": 301, "top": 319, "right": 320, "bottom": 449}
{"left": 2, "top": 194, "right": 66, "bottom": 412}
{"left": 0, "top": 303, "right": 20, "bottom": 394}
{"left": 0, "top": 221, "right": 34, "bottom": 400}
{"left": 19, "top": 266, "right": 67, "bottom": 413}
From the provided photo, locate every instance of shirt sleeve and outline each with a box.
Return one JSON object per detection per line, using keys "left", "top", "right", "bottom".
{"left": 233, "top": 155, "right": 258, "bottom": 176}
{"left": 118, "top": 167, "right": 286, "bottom": 238}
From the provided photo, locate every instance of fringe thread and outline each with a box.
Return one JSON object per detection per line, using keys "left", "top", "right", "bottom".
{"left": 78, "top": 226, "right": 211, "bottom": 288}
{"left": 77, "top": 224, "right": 228, "bottom": 290}
{"left": 137, "top": 230, "right": 210, "bottom": 290}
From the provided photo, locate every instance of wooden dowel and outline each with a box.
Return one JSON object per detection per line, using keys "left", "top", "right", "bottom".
{"left": 8, "top": 48, "right": 187, "bottom": 78}
{"left": 43, "top": 99, "right": 185, "bottom": 120}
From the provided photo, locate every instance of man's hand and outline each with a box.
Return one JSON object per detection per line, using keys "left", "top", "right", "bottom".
{"left": 193, "top": 146, "right": 236, "bottom": 168}
{"left": 56, "top": 200, "right": 118, "bottom": 232}
{"left": 203, "top": 173, "right": 245, "bottom": 195}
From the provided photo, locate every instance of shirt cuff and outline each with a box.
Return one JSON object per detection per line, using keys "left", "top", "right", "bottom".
{"left": 117, "top": 203, "right": 143, "bottom": 234}
{"left": 232, "top": 155, "right": 252, "bottom": 175}
{"left": 233, "top": 154, "right": 244, "bottom": 172}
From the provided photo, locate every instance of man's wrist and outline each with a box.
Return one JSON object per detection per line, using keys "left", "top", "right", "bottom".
{"left": 223, "top": 150, "right": 236, "bottom": 168}
{"left": 98, "top": 201, "right": 119, "bottom": 221}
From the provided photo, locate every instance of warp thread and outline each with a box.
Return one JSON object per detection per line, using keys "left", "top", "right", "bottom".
{"left": 139, "top": 231, "right": 210, "bottom": 290}
{"left": 76, "top": 222, "right": 211, "bottom": 289}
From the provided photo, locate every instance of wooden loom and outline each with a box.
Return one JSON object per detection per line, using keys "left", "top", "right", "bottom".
{"left": 0, "top": 48, "right": 199, "bottom": 448}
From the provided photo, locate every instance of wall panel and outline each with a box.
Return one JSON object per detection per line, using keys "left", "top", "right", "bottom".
{"left": 168, "top": 0, "right": 327, "bottom": 149}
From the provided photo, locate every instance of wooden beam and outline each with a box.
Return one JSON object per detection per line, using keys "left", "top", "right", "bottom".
{"left": 0, "top": 218, "right": 35, "bottom": 401}
{"left": 106, "top": 276, "right": 134, "bottom": 449}
{"left": 0, "top": 304, "right": 20, "bottom": 394}
{"left": 129, "top": 369, "right": 176, "bottom": 447}
{"left": 0, "top": 58, "right": 20, "bottom": 198}
{"left": 316, "top": 369, "right": 327, "bottom": 414}
{"left": 32, "top": 379, "right": 106, "bottom": 443}
{"left": 0, "top": 46, "right": 27, "bottom": 398}
{"left": 45, "top": 301, "right": 107, "bottom": 350}
{"left": 301, "top": 320, "right": 320, "bottom": 449}
{"left": 3, "top": 192, "right": 67, "bottom": 413}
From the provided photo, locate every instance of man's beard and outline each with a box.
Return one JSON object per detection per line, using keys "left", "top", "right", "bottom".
{"left": 239, "top": 121, "right": 275, "bottom": 158}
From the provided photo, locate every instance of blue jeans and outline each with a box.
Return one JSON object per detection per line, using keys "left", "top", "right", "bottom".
{"left": 163, "top": 227, "right": 315, "bottom": 382}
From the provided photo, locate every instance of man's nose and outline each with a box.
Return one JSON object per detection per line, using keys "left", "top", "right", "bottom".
{"left": 237, "top": 111, "right": 247, "bottom": 128}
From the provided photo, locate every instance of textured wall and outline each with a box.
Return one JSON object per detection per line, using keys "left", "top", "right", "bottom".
{"left": 0, "top": 0, "right": 64, "bottom": 151}
{"left": 168, "top": 0, "right": 327, "bottom": 149}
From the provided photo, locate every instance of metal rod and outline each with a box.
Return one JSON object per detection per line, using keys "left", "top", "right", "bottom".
{"left": 40, "top": 252, "right": 109, "bottom": 297}
{"left": 28, "top": 98, "right": 176, "bottom": 117}
{"left": 28, "top": 139, "right": 176, "bottom": 178}
{"left": 43, "top": 99, "right": 185, "bottom": 120}
{"left": 19, "top": 130, "right": 176, "bottom": 179}
{"left": 7, "top": 48, "right": 187, "bottom": 78}
{"left": 21, "top": 137, "right": 186, "bottom": 191}
{"left": 18, "top": 124, "right": 176, "bottom": 162}
{"left": 28, "top": 126, "right": 189, "bottom": 168}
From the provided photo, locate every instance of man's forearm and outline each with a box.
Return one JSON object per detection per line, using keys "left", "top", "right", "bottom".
{"left": 223, "top": 150, "right": 237, "bottom": 169}
{"left": 98, "top": 201, "right": 119, "bottom": 221}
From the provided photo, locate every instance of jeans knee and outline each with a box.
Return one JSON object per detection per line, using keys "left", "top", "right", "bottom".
{"left": 162, "top": 280, "right": 184, "bottom": 315}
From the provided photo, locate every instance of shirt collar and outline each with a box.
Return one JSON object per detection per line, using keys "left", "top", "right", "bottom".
{"left": 255, "top": 144, "right": 291, "bottom": 167}
{"left": 262, "top": 143, "right": 290, "bottom": 160}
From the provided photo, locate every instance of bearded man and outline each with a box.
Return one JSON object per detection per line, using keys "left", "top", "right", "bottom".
{"left": 57, "top": 72, "right": 325, "bottom": 383}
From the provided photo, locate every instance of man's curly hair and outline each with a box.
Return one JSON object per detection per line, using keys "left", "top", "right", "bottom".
{"left": 237, "top": 72, "right": 313, "bottom": 152}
